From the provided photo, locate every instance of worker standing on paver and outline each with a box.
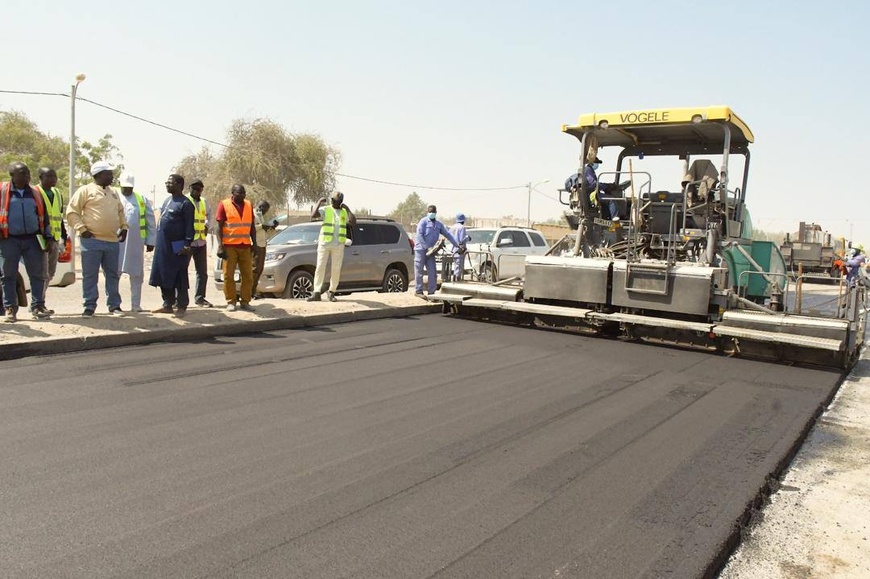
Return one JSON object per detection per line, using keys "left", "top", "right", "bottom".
{"left": 216, "top": 184, "right": 256, "bottom": 311}
{"left": 307, "top": 191, "right": 356, "bottom": 303}
{"left": 186, "top": 179, "right": 213, "bottom": 307}
{"left": 0, "top": 162, "right": 53, "bottom": 322}
{"left": 66, "top": 161, "right": 128, "bottom": 317}
{"left": 448, "top": 213, "right": 470, "bottom": 281}
{"left": 150, "top": 174, "right": 195, "bottom": 318}
{"left": 118, "top": 173, "right": 156, "bottom": 313}
{"left": 414, "top": 205, "right": 459, "bottom": 298}
{"left": 34, "top": 168, "right": 67, "bottom": 295}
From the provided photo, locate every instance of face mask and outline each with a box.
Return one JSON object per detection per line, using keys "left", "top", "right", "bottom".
{"left": 428, "top": 212, "right": 437, "bottom": 220}
{"left": 592, "top": 163, "right": 600, "bottom": 171}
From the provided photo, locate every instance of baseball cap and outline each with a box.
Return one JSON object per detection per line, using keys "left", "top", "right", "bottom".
{"left": 90, "top": 160, "right": 115, "bottom": 176}
{"left": 119, "top": 173, "right": 135, "bottom": 188}
{"left": 189, "top": 179, "right": 204, "bottom": 189}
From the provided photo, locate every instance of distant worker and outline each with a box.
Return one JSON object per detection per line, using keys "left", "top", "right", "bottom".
{"left": 448, "top": 213, "right": 470, "bottom": 281}
{"left": 35, "top": 167, "right": 67, "bottom": 309}
{"left": 252, "top": 200, "right": 278, "bottom": 299}
{"left": 307, "top": 191, "right": 356, "bottom": 302}
{"left": 118, "top": 173, "right": 156, "bottom": 313}
{"left": 149, "top": 174, "right": 195, "bottom": 318}
{"left": 845, "top": 245, "right": 866, "bottom": 287}
{"left": 66, "top": 161, "right": 128, "bottom": 317}
{"left": 414, "top": 205, "right": 459, "bottom": 297}
{"left": 0, "top": 162, "right": 53, "bottom": 322}
{"left": 216, "top": 184, "right": 256, "bottom": 311}
{"left": 565, "top": 157, "right": 619, "bottom": 221}
{"left": 186, "top": 179, "right": 213, "bottom": 307}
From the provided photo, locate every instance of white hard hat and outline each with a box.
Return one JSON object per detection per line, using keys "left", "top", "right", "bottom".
{"left": 119, "top": 173, "right": 135, "bottom": 188}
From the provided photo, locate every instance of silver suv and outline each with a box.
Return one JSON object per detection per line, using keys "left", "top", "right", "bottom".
{"left": 214, "top": 217, "right": 413, "bottom": 299}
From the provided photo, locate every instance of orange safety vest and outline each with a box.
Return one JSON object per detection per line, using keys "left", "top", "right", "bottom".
{"left": 0, "top": 182, "right": 47, "bottom": 239}
{"left": 220, "top": 198, "right": 253, "bottom": 245}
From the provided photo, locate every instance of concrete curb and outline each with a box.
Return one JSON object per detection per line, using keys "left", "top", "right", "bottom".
{"left": 0, "top": 303, "right": 442, "bottom": 361}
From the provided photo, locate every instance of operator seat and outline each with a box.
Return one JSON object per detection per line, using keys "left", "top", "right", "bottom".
{"left": 682, "top": 159, "right": 719, "bottom": 205}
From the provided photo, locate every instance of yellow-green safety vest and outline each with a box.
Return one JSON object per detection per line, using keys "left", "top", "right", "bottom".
{"left": 321, "top": 206, "right": 347, "bottom": 243}
{"left": 131, "top": 192, "right": 147, "bottom": 239}
{"left": 186, "top": 195, "right": 207, "bottom": 241}
{"left": 37, "top": 185, "right": 63, "bottom": 240}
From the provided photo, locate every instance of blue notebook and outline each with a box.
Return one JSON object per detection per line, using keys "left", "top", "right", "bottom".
{"left": 171, "top": 240, "right": 187, "bottom": 254}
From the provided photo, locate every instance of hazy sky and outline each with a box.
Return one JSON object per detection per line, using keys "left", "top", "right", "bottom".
{"left": 3, "top": 0, "right": 868, "bottom": 240}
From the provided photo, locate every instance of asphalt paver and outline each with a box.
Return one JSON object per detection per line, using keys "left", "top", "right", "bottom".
{"left": 0, "top": 316, "right": 844, "bottom": 578}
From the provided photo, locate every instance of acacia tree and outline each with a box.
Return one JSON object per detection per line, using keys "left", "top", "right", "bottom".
{"left": 388, "top": 192, "right": 428, "bottom": 229}
{"left": 174, "top": 117, "right": 340, "bottom": 211}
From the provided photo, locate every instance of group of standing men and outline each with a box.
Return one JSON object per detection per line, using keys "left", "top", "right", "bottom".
{"left": 0, "top": 159, "right": 279, "bottom": 321}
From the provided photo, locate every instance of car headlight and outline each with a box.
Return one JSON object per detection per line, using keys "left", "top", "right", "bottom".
{"left": 265, "top": 252, "right": 286, "bottom": 262}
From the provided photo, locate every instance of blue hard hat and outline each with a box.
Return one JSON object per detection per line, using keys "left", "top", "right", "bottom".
{"left": 456, "top": 213, "right": 466, "bottom": 223}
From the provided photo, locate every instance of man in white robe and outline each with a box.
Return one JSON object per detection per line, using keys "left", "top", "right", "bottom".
{"left": 117, "top": 174, "right": 157, "bottom": 312}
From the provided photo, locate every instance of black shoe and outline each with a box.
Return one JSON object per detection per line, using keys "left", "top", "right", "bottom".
{"left": 306, "top": 293, "right": 322, "bottom": 302}
{"left": 195, "top": 299, "right": 213, "bottom": 308}
{"left": 31, "top": 306, "right": 51, "bottom": 320}
{"left": 82, "top": 309, "right": 95, "bottom": 318}
{"left": 4, "top": 307, "right": 17, "bottom": 323}
{"left": 109, "top": 307, "right": 125, "bottom": 316}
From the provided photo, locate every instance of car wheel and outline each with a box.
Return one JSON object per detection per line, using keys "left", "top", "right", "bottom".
{"left": 282, "top": 270, "right": 314, "bottom": 299}
{"left": 381, "top": 267, "right": 407, "bottom": 293}
{"left": 480, "top": 263, "right": 497, "bottom": 283}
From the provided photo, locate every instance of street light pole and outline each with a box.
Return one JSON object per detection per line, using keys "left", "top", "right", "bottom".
{"left": 69, "top": 74, "right": 86, "bottom": 202}
{"left": 527, "top": 179, "right": 550, "bottom": 227}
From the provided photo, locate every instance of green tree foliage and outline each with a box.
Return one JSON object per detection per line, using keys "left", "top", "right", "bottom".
{"left": 76, "top": 134, "right": 124, "bottom": 185}
{"left": 0, "top": 111, "right": 69, "bottom": 186}
{"left": 388, "top": 192, "right": 428, "bottom": 228}
{"left": 0, "top": 110, "right": 123, "bottom": 189}
{"left": 174, "top": 118, "right": 340, "bottom": 211}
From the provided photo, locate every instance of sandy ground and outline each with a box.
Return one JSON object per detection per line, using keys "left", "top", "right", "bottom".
{"left": 0, "top": 253, "right": 427, "bottom": 346}
{"left": 720, "top": 355, "right": 870, "bottom": 578}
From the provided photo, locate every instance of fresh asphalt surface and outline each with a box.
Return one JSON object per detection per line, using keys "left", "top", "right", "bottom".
{"left": 1, "top": 316, "right": 844, "bottom": 578}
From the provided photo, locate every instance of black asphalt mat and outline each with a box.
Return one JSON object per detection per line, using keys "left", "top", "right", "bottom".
{"left": 0, "top": 316, "right": 843, "bottom": 578}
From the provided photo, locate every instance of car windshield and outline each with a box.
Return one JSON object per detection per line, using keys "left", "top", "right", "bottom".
{"left": 467, "top": 229, "right": 496, "bottom": 244}
{"left": 268, "top": 223, "right": 321, "bottom": 245}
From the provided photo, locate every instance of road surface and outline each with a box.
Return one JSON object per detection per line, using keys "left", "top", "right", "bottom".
{"left": 0, "top": 316, "right": 843, "bottom": 578}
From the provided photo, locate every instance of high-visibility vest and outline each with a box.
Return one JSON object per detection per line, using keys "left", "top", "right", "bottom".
{"left": 0, "top": 182, "right": 47, "bottom": 239}
{"left": 220, "top": 199, "right": 253, "bottom": 245}
{"left": 321, "top": 206, "right": 348, "bottom": 243}
{"left": 36, "top": 185, "right": 64, "bottom": 240}
{"left": 131, "top": 192, "right": 147, "bottom": 239}
{"left": 186, "top": 195, "right": 207, "bottom": 241}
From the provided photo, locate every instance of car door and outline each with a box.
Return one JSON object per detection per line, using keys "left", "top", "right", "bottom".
{"left": 528, "top": 230, "right": 549, "bottom": 256}
{"left": 497, "top": 230, "right": 530, "bottom": 278}
{"left": 370, "top": 224, "right": 406, "bottom": 284}
{"left": 341, "top": 223, "right": 378, "bottom": 286}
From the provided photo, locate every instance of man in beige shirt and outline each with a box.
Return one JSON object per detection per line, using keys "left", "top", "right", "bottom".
{"left": 66, "top": 161, "right": 128, "bottom": 317}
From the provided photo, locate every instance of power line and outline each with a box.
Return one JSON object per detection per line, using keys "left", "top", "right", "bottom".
{"left": 0, "top": 89, "right": 67, "bottom": 98}
{"left": 333, "top": 173, "right": 526, "bottom": 191}
{"left": 2, "top": 87, "right": 528, "bottom": 192}
{"left": 76, "top": 96, "right": 232, "bottom": 149}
